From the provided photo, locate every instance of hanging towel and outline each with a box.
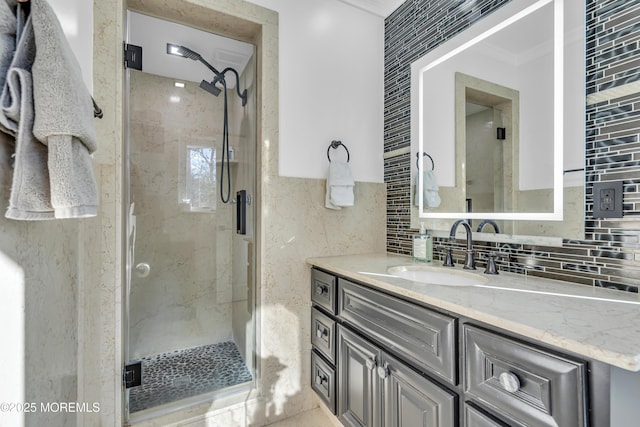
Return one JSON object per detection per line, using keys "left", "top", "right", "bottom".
{"left": 0, "top": 7, "right": 54, "bottom": 219}
{"left": 414, "top": 170, "right": 441, "bottom": 208}
{"left": 31, "top": 0, "right": 98, "bottom": 218}
{"left": 0, "top": 0, "right": 98, "bottom": 220}
{"left": 0, "top": 1, "right": 17, "bottom": 112}
{"left": 325, "top": 161, "right": 354, "bottom": 210}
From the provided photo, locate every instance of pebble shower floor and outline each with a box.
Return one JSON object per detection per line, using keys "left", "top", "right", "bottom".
{"left": 128, "top": 341, "right": 253, "bottom": 413}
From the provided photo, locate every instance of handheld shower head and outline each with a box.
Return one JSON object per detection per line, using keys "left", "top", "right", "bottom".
{"left": 166, "top": 43, "right": 200, "bottom": 60}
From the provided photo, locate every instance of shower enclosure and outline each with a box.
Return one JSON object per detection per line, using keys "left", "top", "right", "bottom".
{"left": 123, "top": 11, "right": 257, "bottom": 418}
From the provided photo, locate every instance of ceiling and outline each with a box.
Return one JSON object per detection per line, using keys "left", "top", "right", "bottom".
{"left": 338, "top": 0, "right": 406, "bottom": 17}
{"left": 127, "top": 11, "right": 254, "bottom": 88}
{"left": 127, "top": 1, "right": 404, "bottom": 87}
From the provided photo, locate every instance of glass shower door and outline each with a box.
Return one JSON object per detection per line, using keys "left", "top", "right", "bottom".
{"left": 124, "top": 11, "right": 256, "bottom": 418}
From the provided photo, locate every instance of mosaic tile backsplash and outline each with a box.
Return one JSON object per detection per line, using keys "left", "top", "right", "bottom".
{"left": 384, "top": 0, "right": 640, "bottom": 292}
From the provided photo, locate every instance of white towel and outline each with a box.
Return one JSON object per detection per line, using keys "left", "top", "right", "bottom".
{"left": 325, "top": 161, "right": 354, "bottom": 210}
{"left": 414, "top": 170, "right": 441, "bottom": 208}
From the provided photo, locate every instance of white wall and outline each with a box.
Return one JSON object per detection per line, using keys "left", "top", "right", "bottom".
{"left": 246, "top": 0, "right": 385, "bottom": 183}
{"left": 49, "top": 0, "right": 93, "bottom": 91}
{"left": 51, "top": 0, "right": 384, "bottom": 182}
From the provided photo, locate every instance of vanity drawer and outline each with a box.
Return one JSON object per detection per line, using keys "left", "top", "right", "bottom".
{"left": 311, "top": 268, "right": 337, "bottom": 315}
{"left": 311, "top": 349, "right": 336, "bottom": 414}
{"left": 311, "top": 307, "right": 336, "bottom": 364}
{"left": 463, "top": 324, "right": 587, "bottom": 427}
{"left": 464, "top": 404, "right": 509, "bottom": 427}
{"left": 338, "top": 278, "right": 457, "bottom": 384}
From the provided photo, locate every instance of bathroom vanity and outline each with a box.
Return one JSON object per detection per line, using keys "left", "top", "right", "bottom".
{"left": 307, "top": 253, "right": 640, "bottom": 426}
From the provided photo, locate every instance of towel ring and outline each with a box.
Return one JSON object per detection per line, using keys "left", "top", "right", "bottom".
{"left": 416, "top": 152, "right": 435, "bottom": 171}
{"left": 327, "top": 140, "right": 350, "bottom": 163}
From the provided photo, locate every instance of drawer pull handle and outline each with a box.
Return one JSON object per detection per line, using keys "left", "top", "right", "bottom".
{"left": 316, "top": 327, "right": 328, "bottom": 338}
{"left": 365, "top": 357, "right": 377, "bottom": 371}
{"left": 499, "top": 371, "right": 521, "bottom": 393}
{"left": 377, "top": 362, "right": 390, "bottom": 379}
{"left": 315, "top": 284, "right": 328, "bottom": 295}
{"left": 315, "top": 374, "right": 328, "bottom": 386}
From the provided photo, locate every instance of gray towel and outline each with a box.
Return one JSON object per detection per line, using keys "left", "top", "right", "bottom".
{"left": 31, "top": 0, "right": 98, "bottom": 218}
{"left": 0, "top": 1, "right": 16, "bottom": 104}
{"left": 0, "top": 0, "right": 98, "bottom": 220}
{"left": 1, "top": 8, "right": 54, "bottom": 219}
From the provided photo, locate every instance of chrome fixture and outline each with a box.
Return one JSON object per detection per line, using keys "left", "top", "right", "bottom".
{"left": 476, "top": 219, "right": 500, "bottom": 234}
{"left": 444, "top": 220, "right": 476, "bottom": 270}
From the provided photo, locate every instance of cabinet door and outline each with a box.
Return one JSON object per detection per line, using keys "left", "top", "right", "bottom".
{"left": 381, "top": 353, "right": 457, "bottom": 427}
{"left": 338, "top": 324, "right": 383, "bottom": 427}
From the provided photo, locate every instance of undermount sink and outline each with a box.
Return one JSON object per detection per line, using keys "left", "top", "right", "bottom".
{"left": 387, "top": 265, "right": 488, "bottom": 287}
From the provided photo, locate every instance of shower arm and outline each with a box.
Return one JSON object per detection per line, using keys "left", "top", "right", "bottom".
{"left": 219, "top": 67, "right": 248, "bottom": 106}
{"left": 168, "top": 44, "right": 247, "bottom": 105}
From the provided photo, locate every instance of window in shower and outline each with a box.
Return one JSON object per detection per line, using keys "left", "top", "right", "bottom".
{"left": 124, "top": 10, "right": 257, "bottom": 419}
{"left": 181, "top": 145, "right": 217, "bottom": 211}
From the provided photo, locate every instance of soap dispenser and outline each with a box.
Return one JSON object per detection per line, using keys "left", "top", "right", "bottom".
{"left": 413, "top": 222, "right": 433, "bottom": 262}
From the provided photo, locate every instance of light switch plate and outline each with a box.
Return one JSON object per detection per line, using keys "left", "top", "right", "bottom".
{"left": 592, "top": 181, "right": 624, "bottom": 219}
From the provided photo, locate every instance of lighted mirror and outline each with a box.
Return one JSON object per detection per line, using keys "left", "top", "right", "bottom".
{"left": 410, "top": 0, "right": 584, "bottom": 242}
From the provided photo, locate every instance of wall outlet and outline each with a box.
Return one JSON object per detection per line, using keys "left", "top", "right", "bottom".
{"left": 593, "top": 181, "right": 624, "bottom": 218}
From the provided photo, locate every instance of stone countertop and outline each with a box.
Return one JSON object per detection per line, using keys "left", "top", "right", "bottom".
{"left": 306, "top": 252, "right": 640, "bottom": 371}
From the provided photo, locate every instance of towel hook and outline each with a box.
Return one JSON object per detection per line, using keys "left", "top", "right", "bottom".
{"left": 327, "top": 140, "right": 350, "bottom": 163}
{"left": 416, "top": 152, "right": 434, "bottom": 171}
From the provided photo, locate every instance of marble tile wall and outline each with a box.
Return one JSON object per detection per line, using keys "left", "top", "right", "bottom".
{"left": 0, "top": 134, "right": 79, "bottom": 427}
{"left": 128, "top": 71, "right": 238, "bottom": 358}
{"left": 384, "top": 0, "right": 640, "bottom": 292}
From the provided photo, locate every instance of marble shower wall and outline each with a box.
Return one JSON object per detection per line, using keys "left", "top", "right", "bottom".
{"left": 128, "top": 70, "right": 242, "bottom": 358}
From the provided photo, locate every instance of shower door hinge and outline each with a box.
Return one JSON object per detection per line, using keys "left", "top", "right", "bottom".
{"left": 123, "top": 361, "right": 142, "bottom": 389}
{"left": 124, "top": 43, "right": 143, "bottom": 70}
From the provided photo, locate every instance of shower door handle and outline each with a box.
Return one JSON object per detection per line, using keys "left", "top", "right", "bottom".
{"left": 236, "top": 190, "right": 246, "bottom": 235}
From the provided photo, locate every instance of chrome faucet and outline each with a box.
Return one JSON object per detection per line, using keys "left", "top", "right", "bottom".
{"left": 445, "top": 219, "right": 476, "bottom": 270}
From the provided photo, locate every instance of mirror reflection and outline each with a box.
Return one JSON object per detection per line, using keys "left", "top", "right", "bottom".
{"left": 410, "top": 0, "right": 584, "bottom": 242}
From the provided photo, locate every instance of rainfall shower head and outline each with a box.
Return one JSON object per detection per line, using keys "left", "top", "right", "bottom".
{"left": 199, "top": 79, "right": 222, "bottom": 97}
{"left": 166, "top": 43, "right": 246, "bottom": 105}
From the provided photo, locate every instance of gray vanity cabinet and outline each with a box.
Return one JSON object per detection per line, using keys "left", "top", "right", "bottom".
{"left": 382, "top": 352, "right": 457, "bottom": 427}
{"left": 337, "top": 324, "right": 382, "bottom": 427}
{"left": 463, "top": 325, "right": 587, "bottom": 427}
{"left": 309, "top": 268, "right": 589, "bottom": 427}
{"left": 337, "top": 324, "right": 457, "bottom": 427}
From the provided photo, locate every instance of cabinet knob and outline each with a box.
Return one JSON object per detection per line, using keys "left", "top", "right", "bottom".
{"left": 377, "top": 362, "right": 390, "bottom": 379}
{"left": 315, "top": 284, "right": 328, "bottom": 295}
{"left": 365, "top": 357, "right": 377, "bottom": 371}
{"left": 316, "top": 326, "right": 328, "bottom": 338}
{"left": 315, "top": 374, "right": 327, "bottom": 386}
{"left": 498, "top": 371, "right": 521, "bottom": 393}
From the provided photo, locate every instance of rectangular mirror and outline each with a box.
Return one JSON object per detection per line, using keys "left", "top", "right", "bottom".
{"left": 410, "top": 0, "right": 585, "bottom": 242}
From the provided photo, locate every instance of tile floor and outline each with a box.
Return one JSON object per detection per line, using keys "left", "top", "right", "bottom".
{"left": 266, "top": 407, "right": 341, "bottom": 427}
{"left": 129, "top": 341, "right": 252, "bottom": 413}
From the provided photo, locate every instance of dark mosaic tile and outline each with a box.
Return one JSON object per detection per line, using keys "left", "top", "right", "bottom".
{"left": 128, "top": 341, "right": 252, "bottom": 413}
{"left": 384, "top": 0, "right": 640, "bottom": 291}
